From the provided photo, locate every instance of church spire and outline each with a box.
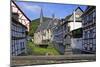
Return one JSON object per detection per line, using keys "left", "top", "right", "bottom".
{"left": 52, "top": 13, "right": 55, "bottom": 20}
{"left": 40, "top": 8, "right": 43, "bottom": 25}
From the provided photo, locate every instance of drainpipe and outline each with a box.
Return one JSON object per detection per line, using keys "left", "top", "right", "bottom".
{"left": 71, "top": 10, "right": 76, "bottom": 47}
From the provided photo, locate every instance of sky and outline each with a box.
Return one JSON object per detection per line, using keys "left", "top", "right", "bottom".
{"left": 15, "top": 1, "right": 87, "bottom": 21}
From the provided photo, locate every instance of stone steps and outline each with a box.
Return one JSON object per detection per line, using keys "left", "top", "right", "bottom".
{"left": 64, "top": 47, "right": 73, "bottom": 55}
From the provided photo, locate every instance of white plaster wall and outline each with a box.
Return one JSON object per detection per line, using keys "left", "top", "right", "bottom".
{"left": 34, "top": 32, "right": 42, "bottom": 44}
{"left": 68, "top": 22, "right": 82, "bottom": 31}
{"left": 42, "top": 29, "right": 52, "bottom": 41}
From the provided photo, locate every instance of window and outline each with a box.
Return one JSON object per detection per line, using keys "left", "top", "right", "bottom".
{"left": 86, "top": 45, "right": 89, "bottom": 50}
{"left": 14, "top": 40, "right": 17, "bottom": 55}
{"left": 13, "top": 44, "right": 15, "bottom": 52}
{"left": 87, "top": 15, "right": 89, "bottom": 22}
{"left": 42, "top": 31, "right": 46, "bottom": 36}
{"left": 85, "top": 47, "right": 87, "bottom": 50}
{"left": 20, "top": 42, "right": 22, "bottom": 48}
{"left": 13, "top": 30, "right": 15, "bottom": 36}
{"left": 93, "top": 11, "right": 96, "bottom": 23}
{"left": 90, "top": 47, "right": 93, "bottom": 51}
{"left": 89, "top": 29, "right": 93, "bottom": 38}
{"left": 18, "top": 41, "right": 20, "bottom": 50}
{"left": 84, "top": 31, "right": 88, "bottom": 39}
{"left": 17, "top": 42, "right": 20, "bottom": 51}
{"left": 93, "top": 46, "right": 96, "bottom": 51}
{"left": 19, "top": 26, "right": 21, "bottom": 32}
{"left": 87, "top": 30, "right": 90, "bottom": 38}
{"left": 14, "top": 40, "right": 16, "bottom": 45}
{"left": 93, "top": 39, "right": 96, "bottom": 45}
{"left": 84, "top": 40, "right": 86, "bottom": 44}
{"left": 89, "top": 43, "right": 93, "bottom": 51}
{"left": 18, "top": 32, "right": 19, "bottom": 37}
{"left": 13, "top": 40, "right": 15, "bottom": 51}
{"left": 16, "top": 41, "right": 19, "bottom": 51}
{"left": 11, "top": 29, "right": 13, "bottom": 36}
{"left": 84, "top": 43, "right": 87, "bottom": 47}
{"left": 93, "top": 28, "right": 96, "bottom": 33}
{"left": 88, "top": 13, "right": 93, "bottom": 23}
{"left": 20, "top": 41, "right": 24, "bottom": 50}
{"left": 14, "top": 31, "right": 16, "bottom": 37}
{"left": 17, "top": 27, "right": 18, "bottom": 32}
{"left": 90, "top": 43, "right": 93, "bottom": 48}
{"left": 15, "top": 25, "right": 16, "bottom": 31}
{"left": 84, "top": 16, "right": 87, "bottom": 23}
{"left": 93, "top": 11, "right": 96, "bottom": 18}
{"left": 12, "top": 45, "right": 14, "bottom": 54}
{"left": 21, "top": 43, "right": 23, "bottom": 49}
{"left": 89, "top": 39, "right": 92, "bottom": 44}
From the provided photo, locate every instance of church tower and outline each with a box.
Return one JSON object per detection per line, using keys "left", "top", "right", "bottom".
{"left": 40, "top": 8, "right": 43, "bottom": 25}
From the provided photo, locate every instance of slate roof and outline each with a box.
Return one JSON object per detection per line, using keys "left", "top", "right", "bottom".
{"left": 48, "top": 19, "right": 60, "bottom": 29}
{"left": 36, "top": 18, "right": 60, "bottom": 32}
{"left": 36, "top": 18, "right": 52, "bottom": 32}
{"left": 81, "top": 6, "right": 96, "bottom": 17}
{"left": 65, "top": 7, "right": 84, "bottom": 22}
{"left": 65, "top": 15, "right": 72, "bottom": 21}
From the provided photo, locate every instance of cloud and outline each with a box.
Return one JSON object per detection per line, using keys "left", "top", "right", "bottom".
{"left": 20, "top": 3, "right": 41, "bottom": 14}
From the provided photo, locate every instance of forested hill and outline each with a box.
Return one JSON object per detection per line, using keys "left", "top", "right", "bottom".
{"left": 28, "top": 17, "right": 52, "bottom": 37}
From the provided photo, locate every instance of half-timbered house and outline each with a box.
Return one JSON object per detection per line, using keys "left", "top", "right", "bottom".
{"left": 11, "top": 0, "right": 31, "bottom": 56}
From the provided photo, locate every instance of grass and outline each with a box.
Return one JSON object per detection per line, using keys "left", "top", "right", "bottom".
{"left": 27, "top": 40, "right": 60, "bottom": 55}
